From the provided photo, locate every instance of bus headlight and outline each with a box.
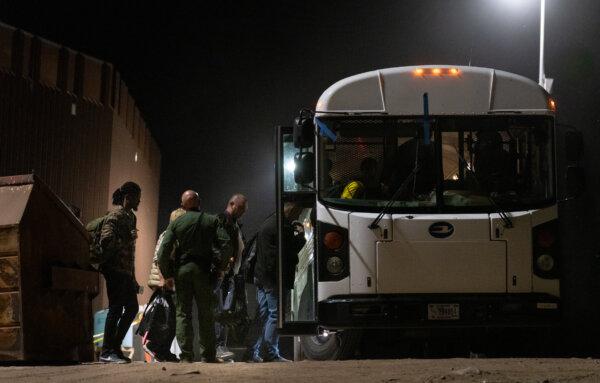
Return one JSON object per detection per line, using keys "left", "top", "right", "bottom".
{"left": 536, "top": 254, "right": 555, "bottom": 272}
{"left": 326, "top": 256, "right": 344, "bottom": 275}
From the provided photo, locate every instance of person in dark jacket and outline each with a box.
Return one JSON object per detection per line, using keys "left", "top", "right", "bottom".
{"left": 246, "top": 202, "right": 306, "bottom": 362}
{"left": 214, "top": 193, "right": 247, "bottom": 360}
{"left": 99, "top": 181, "right": 141, "bottom": 364}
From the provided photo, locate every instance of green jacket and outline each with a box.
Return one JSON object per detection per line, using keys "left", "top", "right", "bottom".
{"left": 99, "top": 207, "right": 137, "bottom": 276}
{"left": 157, "top": 210, "right": 232, "bottom": 279}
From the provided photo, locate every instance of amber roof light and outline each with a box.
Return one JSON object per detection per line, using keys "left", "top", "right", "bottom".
{"left": 413, "top": 68, "right": 461, "bottom": 77}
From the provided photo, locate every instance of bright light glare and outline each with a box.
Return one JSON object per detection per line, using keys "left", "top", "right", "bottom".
{"left": 500, "top": 0, "right": 526, "bottom": 8}
{"left": 497, "top": 0, "right": 540, "bottom": 14}
{"left": 432, "top": 68, "right": 442, "bottom": 75}
{"left": 413, "top": 68, "right": 424, "bottom": 76}
{"left": 449, "top": 68, "right": 459, "bottom": 75}
{"left": 284, "top": 159, "right": 296, "bottom": 173}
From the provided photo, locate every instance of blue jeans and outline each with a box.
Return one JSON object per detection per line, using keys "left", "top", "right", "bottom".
{"left": 250, "top": 286, "right": 280, "bottom": 359}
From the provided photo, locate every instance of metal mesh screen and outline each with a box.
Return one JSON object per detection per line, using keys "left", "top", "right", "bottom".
{"left": 324, "top": 138, "right": 384, "bottom": 184}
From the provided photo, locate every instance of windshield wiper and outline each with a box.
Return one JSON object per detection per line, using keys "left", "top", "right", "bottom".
{"left": 368, "top": 163, "right": 421, "bottom": 230}
{"left": 456, "top": 154, "right": 514, "bottom": 229}
{"left": 370, "top": 93, "right": 430, "bottom": 230}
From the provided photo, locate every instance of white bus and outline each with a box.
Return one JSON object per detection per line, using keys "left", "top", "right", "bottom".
{"left": 275, "top": 65, "right": 567, "bottom": 360}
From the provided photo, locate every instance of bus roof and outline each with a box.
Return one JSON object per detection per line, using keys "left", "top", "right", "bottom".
{"left": 316, "top": 65, "right": 554, "bottom": 116}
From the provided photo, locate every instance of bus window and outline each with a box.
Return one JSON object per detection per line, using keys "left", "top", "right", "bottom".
{"left": 318, "top": 116, "right": 554, "bottom": 212}
{"left": 440, "top": 117, "right": 554, "bottom": 208}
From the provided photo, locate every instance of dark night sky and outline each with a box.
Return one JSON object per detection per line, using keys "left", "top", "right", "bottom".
{"left": 1, "top": 0, "right": 600, "bottom": 236}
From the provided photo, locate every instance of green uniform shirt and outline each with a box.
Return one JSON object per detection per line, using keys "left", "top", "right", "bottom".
{"left": 157, "top": 210, "right": 232, "bottom": 279}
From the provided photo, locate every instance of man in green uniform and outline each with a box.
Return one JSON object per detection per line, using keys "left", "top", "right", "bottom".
{"left": 157, "top": 190, "right": 232, "bottom": 363}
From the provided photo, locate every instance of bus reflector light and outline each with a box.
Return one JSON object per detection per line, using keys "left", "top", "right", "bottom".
{"left": 537, "top": 229, "right": 555, "bottom": 248}
{"left": 324, "top": 231, "right": 344, "bottom": 250}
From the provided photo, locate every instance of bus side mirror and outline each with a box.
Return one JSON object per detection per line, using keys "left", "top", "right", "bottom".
{"left": 565, "top": 130, "right": 583, "bottom": 162}
{"left": 566, "top": 166, "right": 585, "bottom": 199}
{"left": 294, "top": 151, "right": 315, "bottom": 185}
{"left": 293, "top": 115, "right": 315, "bottom": 148}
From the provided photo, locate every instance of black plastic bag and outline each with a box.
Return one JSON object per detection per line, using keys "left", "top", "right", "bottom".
{"left": 216, "top": 274, "right": 251, "bottom": 346}
{"left": 137, "top": 288, "right": 176, "bottom": 348}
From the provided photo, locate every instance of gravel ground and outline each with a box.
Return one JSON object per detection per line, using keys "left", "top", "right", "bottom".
{"left": 2, "top": 358, "right": 600, "bottom": 383}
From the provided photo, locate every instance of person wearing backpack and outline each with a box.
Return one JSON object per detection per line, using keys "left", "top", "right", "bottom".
{"left": 98, "top": 181, "right": 142, "bottom": 364}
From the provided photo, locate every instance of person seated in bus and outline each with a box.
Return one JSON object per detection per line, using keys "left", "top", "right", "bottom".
{"left": 473, "top": 130, "right": 516, "bottom": 193}
{"left": 340, "top": 157, "right": 381, "bottom": 199}
{"left": 383, "top": 138, "right": 436, "bottom": 200}
{"left": 322, "top": 158, "right": 345, "bottom": 198}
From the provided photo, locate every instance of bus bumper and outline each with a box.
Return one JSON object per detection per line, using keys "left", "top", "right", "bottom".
{"left": 318, "top": 293, "right": 560, "bottom": 329}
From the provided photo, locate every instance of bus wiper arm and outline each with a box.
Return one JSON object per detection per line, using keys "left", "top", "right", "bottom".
{"left": 456, "top": 154, "right": 514, "bottom": 229}
{"left": 368, "top": 164, "right": 421, "bottom": 230}
{"left": 369, "top": 93, "right": 429, "bottom": 230}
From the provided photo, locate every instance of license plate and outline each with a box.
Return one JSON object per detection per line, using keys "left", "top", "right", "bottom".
{"left": 427, "top": 303, "right": 460, "bottom": 320}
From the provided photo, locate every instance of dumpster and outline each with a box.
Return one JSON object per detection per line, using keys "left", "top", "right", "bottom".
{"left": 0, "top": 174, "right": 99, "bottom": 362}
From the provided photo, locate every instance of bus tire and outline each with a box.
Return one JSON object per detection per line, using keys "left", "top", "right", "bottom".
{"left": 300, "top": 330, "right": 362, "bottom": 360}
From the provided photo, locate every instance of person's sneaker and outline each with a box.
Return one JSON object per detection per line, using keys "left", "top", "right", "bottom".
{"left": 114, "top": 349, "right": 132, "bottom": 363}
{"left": 265, "top": 356, "right": 292, "bottom": 362}
{"left": 99, "top": 353, "right": 128, "bottom": 364}
{"left": 202, "top": 356, "right": 225, "bottom": 363}
{"left": 216, "top": 346, "right": 234, "bottom": 360}
{"left": 244, "top": 354, "right": 263, "bottom": 363}
{"left": 242, "top": 348, "right": 262, "bottom": 363}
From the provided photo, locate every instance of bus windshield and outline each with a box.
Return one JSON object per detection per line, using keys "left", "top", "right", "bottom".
{"left": 318, "top": 116, "right": 554, "bottom": 212}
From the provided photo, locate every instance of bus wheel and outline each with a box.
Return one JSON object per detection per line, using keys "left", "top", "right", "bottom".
{"left": 300, "top": 330, "right": 362, "bottom": 360}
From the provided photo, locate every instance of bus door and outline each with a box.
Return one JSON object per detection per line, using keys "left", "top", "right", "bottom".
{"left": 276, "top": 125, "right": 318, "bottom": 335}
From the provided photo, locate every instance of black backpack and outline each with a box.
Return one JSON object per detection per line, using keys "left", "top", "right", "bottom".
{"left": 242, "top": 232, "right": 258, "bottom": 283}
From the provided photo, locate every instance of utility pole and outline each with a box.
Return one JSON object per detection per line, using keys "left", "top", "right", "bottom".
{"left": 539, "top": 0, "right": 553, "bottom": 92}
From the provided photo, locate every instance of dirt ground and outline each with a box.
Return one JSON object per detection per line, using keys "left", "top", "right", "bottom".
{"left": 2, "top": 359, "right": 600, "bottom": 383}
